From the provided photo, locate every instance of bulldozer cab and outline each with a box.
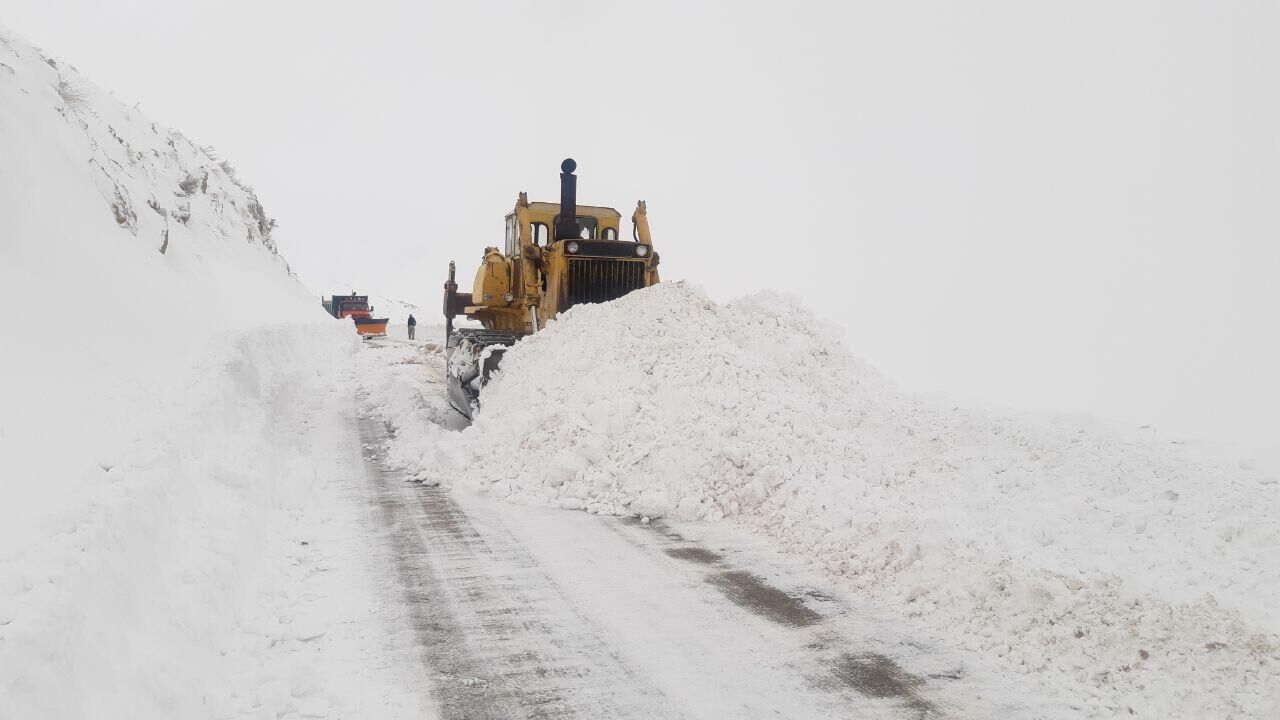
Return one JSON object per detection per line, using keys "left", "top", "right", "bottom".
{"left": 444, "top": 158, "right": 659, "bottom": 338}
{"left": 505, "top": 206, "right": 620, "bottom": 256}
{"left": 441, "top": 159, "right": 661, "bottom": 418}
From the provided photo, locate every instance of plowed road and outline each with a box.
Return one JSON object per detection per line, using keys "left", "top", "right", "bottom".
{"left": 353, "top": 410, "right": 1009, "bottom": 719}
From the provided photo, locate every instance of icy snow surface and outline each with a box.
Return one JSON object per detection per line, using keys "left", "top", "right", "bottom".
{"left": 382, "top": 281, "right": 1280, "bottom": 718}
{"left": 0, "top": 24, "right": 424, "bottom": 719}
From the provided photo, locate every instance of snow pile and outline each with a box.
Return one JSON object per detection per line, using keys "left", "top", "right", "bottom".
{"left": 411, "top": 281, "right": 1279, "bottom": 717}
{"left": 462, "top": 283, "right": 892, "bottom": 518}
{"left": 0, "top": 25, "right": 421, "bottom": 719}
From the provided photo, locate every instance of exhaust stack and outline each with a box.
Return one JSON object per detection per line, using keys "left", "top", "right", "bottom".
{"left": 554, "top": 158, "right": 580, "bottom": 241}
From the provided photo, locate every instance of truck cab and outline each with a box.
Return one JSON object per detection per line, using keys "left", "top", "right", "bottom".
{"left": 324, "top": 294, "right": 389, "bottom": 336}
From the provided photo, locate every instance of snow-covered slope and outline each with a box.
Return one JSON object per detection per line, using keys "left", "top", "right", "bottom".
{"left": 380, "top": 282, "right": 1280, "bottom": 718}
{"left": 0, "top": 21, "right": 327, "bottom": 516}
{"left": 0, "top": 24, "right": 424, "bottom": 719}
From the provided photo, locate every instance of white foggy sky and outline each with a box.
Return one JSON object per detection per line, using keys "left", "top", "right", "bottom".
{"left": 5, "top": 1, "right": 1277, "bottom": 445}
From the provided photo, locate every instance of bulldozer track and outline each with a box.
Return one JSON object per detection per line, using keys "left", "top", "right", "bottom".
{"left": 445, "top": 329, "right": 527, "bottom": 420}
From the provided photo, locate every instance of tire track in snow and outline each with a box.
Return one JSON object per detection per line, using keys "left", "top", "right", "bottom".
{"left": 359, "top": 413, "right": 976, "bottom": 718}
{"left": 359, "top": 415, "right": 678, "bottom": 719}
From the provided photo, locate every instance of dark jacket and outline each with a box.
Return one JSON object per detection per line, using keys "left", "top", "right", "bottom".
{"left": 407, "top": 315, "right": 417, "bottom": 326}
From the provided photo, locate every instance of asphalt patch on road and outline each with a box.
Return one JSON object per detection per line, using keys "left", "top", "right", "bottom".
{"left": 830, "top": 652, "right": 938, "bottom": 717}
{"left": 706, "top": 570, "right": 823, "bottom": 628}
{"left": 630, "top": 520, "right": 825, "bottom": 629}
{"left": 664, "top": 547, "right": 723, "bottom": 564}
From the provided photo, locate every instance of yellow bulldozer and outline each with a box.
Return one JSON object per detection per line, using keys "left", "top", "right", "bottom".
{"left": 442, "top": 159, "right": 661, "bottom": 417}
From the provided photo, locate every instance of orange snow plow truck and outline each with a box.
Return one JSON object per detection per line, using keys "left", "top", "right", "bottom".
{"left": 323, "top": 294, "right": 388, "bottom": 336}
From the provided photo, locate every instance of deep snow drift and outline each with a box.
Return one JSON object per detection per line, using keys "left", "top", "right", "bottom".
{"left": 0, "top": 21, "right": 318, "bottom": 545}
{"left": 378, "top": 282, "right": 1280, "bottom": 718}
{"left": 0, "top": 25, "right": 423, "bottom": 718}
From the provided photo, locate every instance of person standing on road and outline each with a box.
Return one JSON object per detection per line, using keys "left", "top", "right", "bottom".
{"left": 407, "top": 313, "right": 417, "bottom": 340}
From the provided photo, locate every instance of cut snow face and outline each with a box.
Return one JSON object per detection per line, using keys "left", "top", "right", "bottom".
{"left": 0, "top": 21, "right": 329, "bottom": 547}
{"left": 0, "top": 25, "right": 421, "bottom": 720}
{"left": 380, "top": 281, "right": 1280, "bottom": 718}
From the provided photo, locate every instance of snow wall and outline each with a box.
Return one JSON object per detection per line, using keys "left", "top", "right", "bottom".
{"left": 0, "top": 23, "right": 359, "bottom": 717}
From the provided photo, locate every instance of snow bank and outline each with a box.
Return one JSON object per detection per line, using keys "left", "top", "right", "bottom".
{"left": 0, "top": 22, "right": 333, "bottom": 552}
{"left": 3, "top": 325, "right": 348, "bottom": 716}
{"left": 399, "top": 281, "right": 1279, "bottom": 717}
{"left": 0, "top": 24, "right": 421, "bottom": 718}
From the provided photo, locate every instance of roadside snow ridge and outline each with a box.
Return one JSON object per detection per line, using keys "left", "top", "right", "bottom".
{"left": 419, "top": 281, "right": 1280, "bottom": 718}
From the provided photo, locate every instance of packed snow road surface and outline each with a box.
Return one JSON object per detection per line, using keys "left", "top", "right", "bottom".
{"left": 357, "top": 414, "right": 1002, "bottom": 719}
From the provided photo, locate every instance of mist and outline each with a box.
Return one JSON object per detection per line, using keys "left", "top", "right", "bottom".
{"left": 6, "top": 0, "right": 1276, "bottom": 445}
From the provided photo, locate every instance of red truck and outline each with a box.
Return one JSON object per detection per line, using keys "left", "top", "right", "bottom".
{"left": 323, "top": 294, "right": 388, "bottom": 336}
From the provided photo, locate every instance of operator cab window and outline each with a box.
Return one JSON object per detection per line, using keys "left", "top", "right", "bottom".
{"left": 552, "top": 215, "right": 599, "bottom": 240}
{"left": 532, "top": 222, "right": 548, "bottom": 246}
{"left": 504, "top": 215, "right": 518, "bottom": 257}
{"left": 554, "top": 215, "right": 599, "bottom": 239}
{"left": 602, "top": 227, "right": 617, "bottom": 240}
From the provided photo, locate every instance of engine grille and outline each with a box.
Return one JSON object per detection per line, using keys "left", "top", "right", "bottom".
{"left": 566, "top": 258, "right": 647, "bottom": 308}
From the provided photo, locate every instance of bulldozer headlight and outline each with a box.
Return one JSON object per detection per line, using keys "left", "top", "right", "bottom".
{"left": 635, "top": 244, "right": 650, "bottom": 257}
{"left": 566, "top": 241, "right": 580, "bottom": 254}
